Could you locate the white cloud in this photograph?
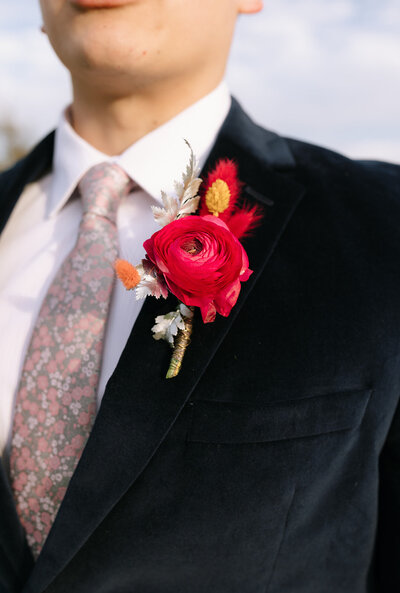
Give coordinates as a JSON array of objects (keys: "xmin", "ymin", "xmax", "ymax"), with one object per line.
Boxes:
[
  {"xmin": 228, "ymin": 0, "xmax": 400, "ymax": 163},
  {"xmin": 343, "ymin": 139, "xmax": 400, "ymax": 164},
  {"xmin": 379, "ymin": 2, "xmax": 400, "ymax": 29},
  {"xmin": 0, "ymin": 27, "xmax": 70, "ymax": 143}
]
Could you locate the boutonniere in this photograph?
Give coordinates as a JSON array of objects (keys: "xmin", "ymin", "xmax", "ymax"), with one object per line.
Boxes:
[{"xmin": 115, "ymin": 142, "xmax": 263, "ymax": 378}]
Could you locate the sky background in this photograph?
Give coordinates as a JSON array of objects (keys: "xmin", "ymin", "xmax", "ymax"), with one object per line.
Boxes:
[{"xmin": 0, "ymin": 0, "xmax": 399, "ymax": 163}]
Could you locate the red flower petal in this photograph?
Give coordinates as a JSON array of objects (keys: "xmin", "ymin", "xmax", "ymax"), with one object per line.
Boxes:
[{"xmin": 144, "ymin": 215, "xmax": 253, "ymax": 323}]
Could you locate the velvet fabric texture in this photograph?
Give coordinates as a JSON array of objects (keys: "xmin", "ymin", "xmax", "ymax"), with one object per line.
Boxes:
[{"xmin": 0, "ymin": 99, "xmax": 399, "ymax": 593}]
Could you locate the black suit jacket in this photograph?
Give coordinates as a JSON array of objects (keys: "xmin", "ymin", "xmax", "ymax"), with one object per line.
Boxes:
[{"xmin": 1, "ymin": 99, "xmax": 400, "ymax": 593}]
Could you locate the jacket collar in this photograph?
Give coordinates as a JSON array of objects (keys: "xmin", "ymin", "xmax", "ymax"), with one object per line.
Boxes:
[
  {"xmin": 2, "ymin": 99, "xmax": 305, "ymax": 593},
  {"xmin": 0, "ymin": 132, "xmax": 54, "ymax": 235}
]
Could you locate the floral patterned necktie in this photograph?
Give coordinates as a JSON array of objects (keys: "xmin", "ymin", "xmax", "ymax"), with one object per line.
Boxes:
[{"xmin": 9, "ymin": 162, "xmax": 132, "ymax": 559}]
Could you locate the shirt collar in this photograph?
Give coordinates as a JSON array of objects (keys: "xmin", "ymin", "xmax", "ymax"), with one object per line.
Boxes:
[{"xmin": 48, "ymin": 81, "xmax": 231, "ymax": 218}]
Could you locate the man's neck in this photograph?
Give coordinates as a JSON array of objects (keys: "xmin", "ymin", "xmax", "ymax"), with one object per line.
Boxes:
[{"xmin": 70, "ymin": 75, "xmax": 225, "ymax": 156}]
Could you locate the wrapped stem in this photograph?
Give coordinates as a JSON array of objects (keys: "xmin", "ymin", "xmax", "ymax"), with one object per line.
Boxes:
[{"xmin": 166, "ymin": 307, "xmax": 194, "ymax": 378}]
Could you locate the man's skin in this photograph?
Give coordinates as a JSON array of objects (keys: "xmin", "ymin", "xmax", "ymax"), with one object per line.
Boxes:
[{"xmin": 39, "ymin": 0, "xmax": 263, "ymax": 155}]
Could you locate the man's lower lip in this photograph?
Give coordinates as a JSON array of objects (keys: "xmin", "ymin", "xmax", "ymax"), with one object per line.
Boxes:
[{"xmin": 70, "ymin": 0, "xmax": 136, "ymax": 8}]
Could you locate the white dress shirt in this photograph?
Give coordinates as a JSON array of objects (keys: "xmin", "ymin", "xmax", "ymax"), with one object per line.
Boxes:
[{"xmin": 0, "ymin": 82, "xmax": 231, "ymax": 456}]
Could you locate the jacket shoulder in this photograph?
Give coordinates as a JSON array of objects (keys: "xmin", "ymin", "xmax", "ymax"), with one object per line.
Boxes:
[
  {"xmin": 285, "ymin": 136, "xmax": 400, "ymax": 202},
  {"xmin": 277, "ymin": 135, "xmax": 400, "ymax": 264},
  {"xmin": 0, "ymin": 132, "xmax": 55, "ymax": 196}
]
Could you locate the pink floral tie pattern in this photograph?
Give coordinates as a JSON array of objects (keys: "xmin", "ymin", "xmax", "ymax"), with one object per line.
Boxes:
[{"xmin": 9, "ymin": 163, "xmax": 132, "ymax": 559}]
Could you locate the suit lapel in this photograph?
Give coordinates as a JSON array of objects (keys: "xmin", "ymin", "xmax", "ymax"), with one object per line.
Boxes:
[{"xmin": 19, "ymin": 101, "xmax": 305, "ymax": 593}]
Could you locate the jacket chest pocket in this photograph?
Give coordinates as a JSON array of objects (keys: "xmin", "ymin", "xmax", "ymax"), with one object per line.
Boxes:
[{"xmin": 187, "ymin": 388, "xmax": 372, "ymax": 444}]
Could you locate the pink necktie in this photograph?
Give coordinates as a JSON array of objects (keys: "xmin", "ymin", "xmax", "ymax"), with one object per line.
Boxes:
[{"xmin": 9, "ymin": 162, "xmax": 132, "ymax": 559}]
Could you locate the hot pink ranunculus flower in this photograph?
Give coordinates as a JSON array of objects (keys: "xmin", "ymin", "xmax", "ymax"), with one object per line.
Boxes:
[{"xmin": 143, "ymin": 215, "xmax": 252, "ymax": 323}]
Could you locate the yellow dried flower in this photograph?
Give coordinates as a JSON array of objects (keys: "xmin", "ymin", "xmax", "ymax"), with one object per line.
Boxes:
[{"xmin": 205, "ymin": 179, "xmax": 231, "ymax": 217}]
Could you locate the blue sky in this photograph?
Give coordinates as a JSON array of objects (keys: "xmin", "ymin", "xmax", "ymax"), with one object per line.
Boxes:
[{"xmin": 0, "ymin": 0, "xmax": 399, "ymax": 162}]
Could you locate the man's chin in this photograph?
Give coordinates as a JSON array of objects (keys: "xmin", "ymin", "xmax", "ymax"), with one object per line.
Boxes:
[
  {"xmin": 62, "ymin": 21, "xmax": 148, "ymax": 80},
  {"xmin": 71, "ymin": 54, "xmax": 154, "ymax": 97}
]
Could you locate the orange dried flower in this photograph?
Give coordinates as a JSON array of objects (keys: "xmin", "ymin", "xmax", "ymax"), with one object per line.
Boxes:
[{"xmin": 115, "ymin": 259, "xmax": 141, "ymax": 290}]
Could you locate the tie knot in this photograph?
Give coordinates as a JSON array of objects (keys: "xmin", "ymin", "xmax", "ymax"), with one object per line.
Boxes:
[{"xmin": 78, "ymin": 162, "xmax": 132, "ymax": 224}]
